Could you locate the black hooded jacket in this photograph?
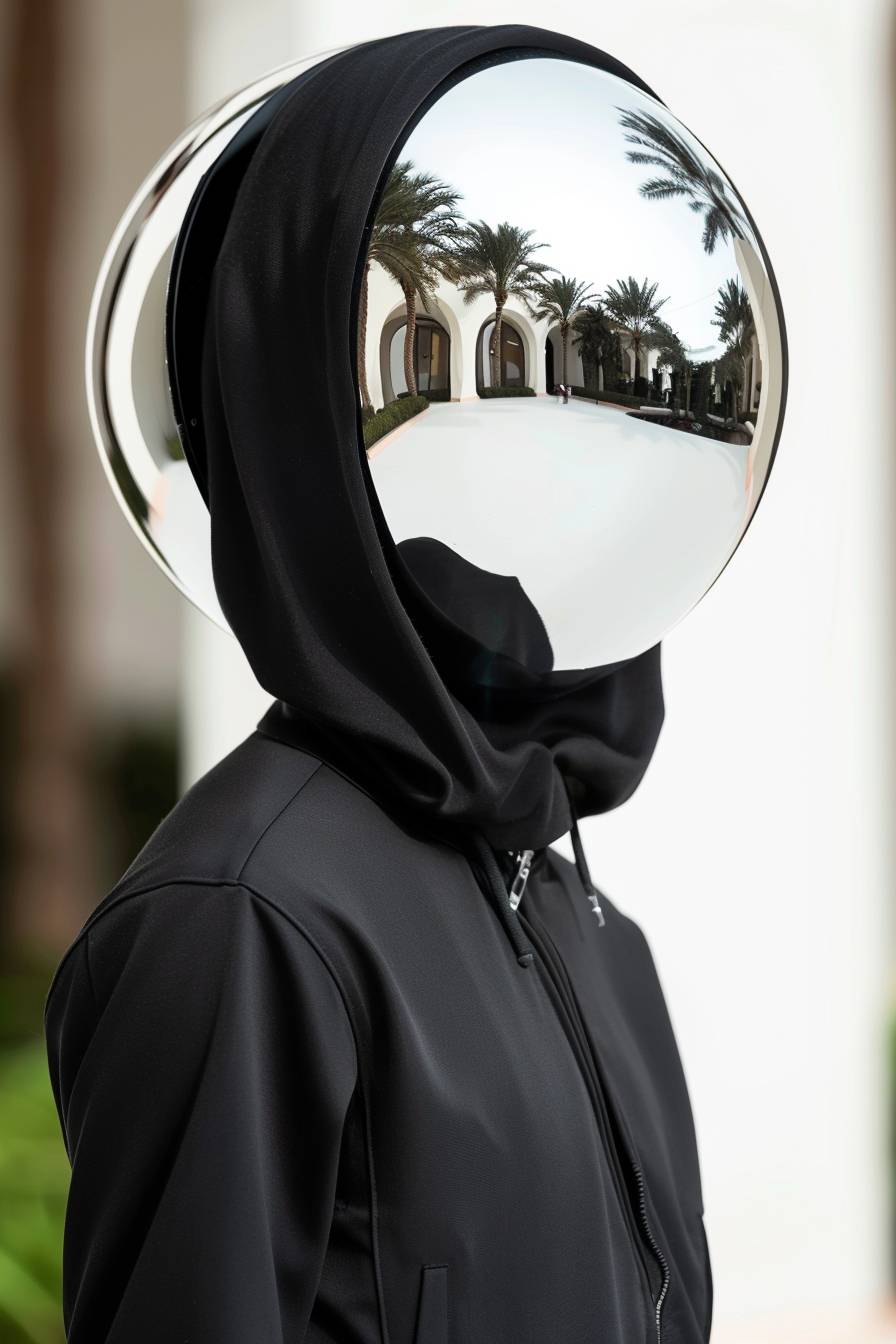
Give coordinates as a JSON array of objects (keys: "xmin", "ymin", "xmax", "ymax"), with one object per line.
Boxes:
[{"xmin": 45, "ymin": 26, "xmax": 712, "ymax": 1344}]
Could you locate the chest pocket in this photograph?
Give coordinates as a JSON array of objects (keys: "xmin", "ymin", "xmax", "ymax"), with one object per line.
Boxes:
[{"xmin": 414, "ymin": 1264, "xmax": 448, "ymax": 1344}]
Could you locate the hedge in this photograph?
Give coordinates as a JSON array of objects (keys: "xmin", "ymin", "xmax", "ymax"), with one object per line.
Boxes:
[
  {"xmin": 396, "ymin": 387, "xmax": 451, "ymax": 403},
  {"xmin": 569, "ymin": 386, "xmax": 663, "ymax": 409},
  {"xmin": 478, "ymin": 385, "xmax": 536, "ymax": 399},
  {"xmin": 363, "ymin": 395, "xmax": 428, "ymax": 449}
]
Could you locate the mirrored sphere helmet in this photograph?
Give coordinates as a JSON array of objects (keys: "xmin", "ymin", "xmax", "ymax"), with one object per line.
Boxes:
[{"xmin": 87, "ymin": 34, "xmax": 785, "ymax": 671}]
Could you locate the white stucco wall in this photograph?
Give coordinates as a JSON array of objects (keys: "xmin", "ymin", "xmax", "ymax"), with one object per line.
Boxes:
[{"xmin": 365, "ymin": 264, "xmax": 556, "ymax": 403}]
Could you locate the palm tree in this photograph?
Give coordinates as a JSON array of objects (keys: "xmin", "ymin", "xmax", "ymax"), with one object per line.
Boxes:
[
  {"xmin": 603, "ymin": 276, "xmax": 668, "ymax": 388},
  {"xmin": 712, "ymin": 278, "xmax": 755, "ymax": 412},
  {"xmin": 359, "ymin": 161, "xmax": 463, "ymax": 409},
  {"xmin": 649, "ymin": 318, "xmax": 694, "ymax": 409},
  {"xmin": 617, "ymin": 108, "xmax": 747, "ymax": 255},
  {"xmin": 572, "ymin": 303, "xmax": 621, "ymax": 393},
  {"xmin": 530, "ymin": 275, "xmax": 595, "ymax": 387},
  {"xmin": 714, "ymin": 348, "xmax": 747, "ymax": 419},
  {"xmin": 393, "ymin": 169, "xmax": 464, "ymax": 397},
  {"xmin": 451, "ymin": 221, "xmax": 550, "ymax": 388}
]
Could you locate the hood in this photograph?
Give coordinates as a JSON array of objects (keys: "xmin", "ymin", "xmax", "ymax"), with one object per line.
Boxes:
[{"xmin": 193, "ymin": 25, "xmax": 665, "ymax": 853}]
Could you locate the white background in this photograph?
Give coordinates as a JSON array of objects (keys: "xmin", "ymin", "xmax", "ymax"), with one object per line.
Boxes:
[{"xmin": 183, "ymin": 1, "xmax": 896, "ymax": 1336}]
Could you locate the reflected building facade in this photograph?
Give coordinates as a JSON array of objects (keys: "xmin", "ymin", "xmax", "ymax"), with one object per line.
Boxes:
[{"xmin": 364, "ymin": 259, "xmax": 764, "ymax": 416}]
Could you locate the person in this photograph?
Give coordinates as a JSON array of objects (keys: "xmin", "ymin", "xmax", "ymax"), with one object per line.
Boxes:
[{"xmin": 44, "ymin": 26, "xmax": 714, "ymax": 1344}]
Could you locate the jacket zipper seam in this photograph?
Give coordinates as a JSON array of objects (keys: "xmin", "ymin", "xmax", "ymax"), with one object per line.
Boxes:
[
  {"xmin": 477, "ymin": 848, "xmax": 671, "ymax": 1344},
  {"xmin": 517, "ymin": 904, "xmax": 662, "ymax": 1333}
]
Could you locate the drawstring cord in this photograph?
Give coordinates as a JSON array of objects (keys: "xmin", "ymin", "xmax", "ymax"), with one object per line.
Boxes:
[{"xmin": 566, "ymin": 788, "xmax": 606, "ymax": 927}]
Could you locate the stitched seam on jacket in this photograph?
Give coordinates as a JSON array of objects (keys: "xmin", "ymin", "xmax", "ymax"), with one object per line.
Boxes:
[
  {"xmin": 42, "ymin": 755, "xmax": 324, "ymax": 1017},
  {"xmin": 43, "ymin": 875, "xmax": 390, "ymax": 1344},
  {"xmin": 236, "ymin": 760, "xmax": 323, "ymax": 879}
]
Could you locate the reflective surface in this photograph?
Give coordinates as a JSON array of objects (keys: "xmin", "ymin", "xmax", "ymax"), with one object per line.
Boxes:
[
  {"xmin": 363, "ymin": 56, "xmax": 784, "ymax": 669},
  {"xmin": 88, "ymin": 46, "xmax": 784, "ymax": 669},
  {"xmin": 85, "ymin": 47, "xmax": 345, "ymax": 628}
]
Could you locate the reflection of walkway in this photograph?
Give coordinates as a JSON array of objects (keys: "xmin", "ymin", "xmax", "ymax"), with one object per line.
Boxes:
[{"xmin": 368, "ymin": 397, "xmax": 750, "ymax": 667}]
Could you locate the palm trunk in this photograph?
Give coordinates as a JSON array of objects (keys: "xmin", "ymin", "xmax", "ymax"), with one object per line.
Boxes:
[
  {"xmin": 7, "ymin": 0, "xmax": 93, "ymax": 960},
  {"xmin": 402, "ymin": 281, "xmax": 417, "ymax": 397},
  {"xmin": 491, "ymin": 302, "xmax": 504, "ymax": 389},
  {"xmin": 357, "ymin": 260, "xmax": 373, "ymax": 411},
  {"xmin": 741, "ymin": 355, "xmax": 749, "ymax": 413},
  {"xmin": 561, "ymin": 322, "xmax": 569, "ymax": 386}
]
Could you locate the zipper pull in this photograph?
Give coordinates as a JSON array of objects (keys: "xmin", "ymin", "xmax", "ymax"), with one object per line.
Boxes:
[{"xmin": 508, "ymin": 849, "xmax": 535, "ymax": 911}]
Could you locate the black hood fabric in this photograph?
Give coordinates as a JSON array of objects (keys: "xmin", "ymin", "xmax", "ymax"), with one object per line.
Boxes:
[
  {"xmin": 196, "ymin": 24, "xmax": 665, "ymax": 853},
  {"xmin": 45, "ymin": 27, "xmax": 713, "ymax": 1344}
]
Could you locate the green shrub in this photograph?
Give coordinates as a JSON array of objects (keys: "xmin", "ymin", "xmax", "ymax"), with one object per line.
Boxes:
[
  {"xmin": 363, "ymin": 395, "xmax": 428, "ymax": 449},
  {"xmin": 395, "ymin": 388, "xmax": 450, "ymax": 403},
  {"xmin": 478, "ymin": 386, "xmax": 535, "ymax": 399},
  {"xmin": 569, "ymin": 386, "xmax": 660, "ymax": 409},
  {"xmin": 0, "ymin": 1039, "xmax": 69, "ymax": 1344}
]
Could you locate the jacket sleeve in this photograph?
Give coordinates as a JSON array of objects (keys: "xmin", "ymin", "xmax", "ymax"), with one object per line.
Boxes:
[{"xmin": 44, "ymin": 881, "xmax": 358, "ymax": 1343}]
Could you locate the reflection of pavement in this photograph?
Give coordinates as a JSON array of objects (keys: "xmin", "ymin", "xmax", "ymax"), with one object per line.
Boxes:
[
  {"xmin": 369, "ymin": 397, "xmax": 749, "ymax": 667},
  {"xmin": 149, "ymin": 458, "xmax": 227, "ymax": 627}
]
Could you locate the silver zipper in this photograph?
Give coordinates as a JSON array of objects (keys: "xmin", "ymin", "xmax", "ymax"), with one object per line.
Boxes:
[
  {"xmin": 508, "ymin": 849, "xmax": 535, "ymax": 910},
  {"xmin": 633, "ymin": 1163, "xmax": 671, "ymax": 1344},
  {"xmin": 503, "ymin": 848, "xmax": 670, "ymax": 1341}
]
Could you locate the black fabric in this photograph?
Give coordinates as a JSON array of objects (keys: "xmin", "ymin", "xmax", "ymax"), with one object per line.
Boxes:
[
  {"xmin": 197, "ymin": 24, "xmax": 665, "ymax": 852},
  {"xmin": 46, "ymin": 733, "xmax": 712, "ymax": 1343}
]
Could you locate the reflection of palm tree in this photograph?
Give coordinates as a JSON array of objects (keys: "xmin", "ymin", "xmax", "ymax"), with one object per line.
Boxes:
[
  {"xmin": 713, "ymin": 278, "xmax": 755, "ymax": 412},
  {"xmin": 618, "ymin": 108, "xmax": 747, "ymax": 255},
  {"xmin": 451, "ymin": 222, "xmax": 550, "ymax": 387},
  {"xmin": 649, "ymin": 318, "xmax": 694, "ymax": 409},
  {"xmin": 530, "ymin": 275, "xmax": 595, "ymax": 386},
  {"xmin": 359, "ymin": 161, "xmax": 463, "ymax": 409},
  {"xmin": 572, "ymin": 303, "xmax": 621, "ymax": 392},
  {"xmin": 715, "ymin": 348, "xmax": 747, "ymax": 419},
  {"xmin": 603, "ymin": 276, "xmax": 667, "ymax": 386}
]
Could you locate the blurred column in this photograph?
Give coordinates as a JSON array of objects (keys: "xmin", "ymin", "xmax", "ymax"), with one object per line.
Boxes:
[{"xmin": 180, "ymin": 0, "xmax": 297, "ymax": 786}]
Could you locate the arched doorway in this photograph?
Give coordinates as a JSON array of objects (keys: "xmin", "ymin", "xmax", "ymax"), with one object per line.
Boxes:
[
  {"xmin": 477, "ymin": 317, "xmax": 527, "ymax": 391},
  {"xmin": 383, "ymin": 316, "xmax": 451, "ymax": 401},
  {"xmin": 545, "ymin": 336, "xmax": 555, "ymax": 392}
]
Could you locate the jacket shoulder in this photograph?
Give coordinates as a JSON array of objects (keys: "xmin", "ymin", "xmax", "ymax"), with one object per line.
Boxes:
[
  {"xmin": 43, "ymin": 731, "xmax": 329, "ymax": 1018},
  {"xmin": 111, "ymin": 729, "xmax": 323, "ymax": 898}
]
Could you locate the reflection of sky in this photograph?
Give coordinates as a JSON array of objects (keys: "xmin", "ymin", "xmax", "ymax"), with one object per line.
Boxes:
[{"xmin": 401, "ymin": 58, "xmax": 751, "ymax": 350}]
